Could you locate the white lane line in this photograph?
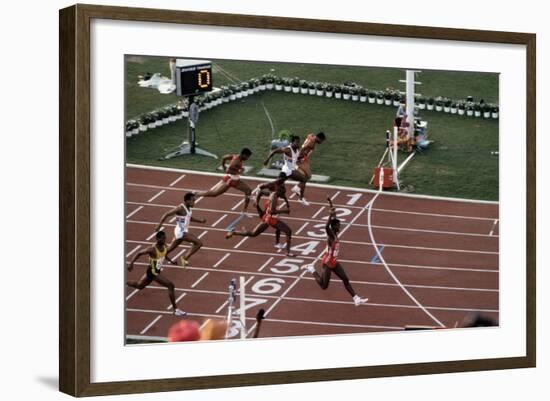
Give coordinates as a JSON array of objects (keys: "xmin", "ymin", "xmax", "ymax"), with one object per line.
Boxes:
[
  {"xmin": 367, "ymin": 193, "xmax": 446, "ymax": 328},
  {"xmin": 169, "ymin": 174, "xmax": 186, "ymax": 187},
  {"xmin": 147, "ymin": 190, "xmax": 166, "ymax": 203},
  {"xmin": 127, "ymin": 238, "xmax": 499, "ymax": 272},
  {"xmin": 127, "ymin": 308, "xmax": 403, "ymax": 331},
  {"xmin": 127, "ymin": 182, "xmax": 497, "ymax": 220},
  {"xmin": 126, "ymin": 245, "xmax": 141, "ymax": 258},
  {"xmin": 489, "ymin": 219, "xmax": 499, "ymax": 236},
  {"xmin": 213, "ymin": 252, "xmax": 231, "ymax": 268},
  {"xmin": 166, "ymin": 292, "xmax": 187, "ymax": 310},
  {"xmin": 125, "ymin": 289, "xmax": 139, "ymax": 301},
  {"xmin": 295, "ymin": 222, "xmax": 309, "ymax": 236},
  {"xmin": 330, "ymin": 191, "xmax": 341, "ymax": 201},
  {"xmin": 311, "ymin": 206, "xmax": 325, "ymax": 219},
  {"xmin": 128, "ymin": 201, "xmax": 499, "ymax": 238},
  {"xmin": 234, "ymin": 236, "xmax": 249, "ymax": 249},
  {"xmin": 191, "ymin": 272, "xmax": 209, "ymax": 288},
  {"xmin": 146, "ymin": 231, "xmax": 159, "ymax": 241},
  {"xmin": 198, "ymin": 230, "xmax": 209, "ymax": 239},
  {"xmin": 126, "ymin": 206, "xmax": 144, "ymax": 219},
  {"xmin": 215, "ymin": 301, "xmax": 229, "ymax": 314},
  {"xmin": 231, "ymin": 199, "xmax": 245, "ymax": 211},
  {"xmin": 211, "ymin": 214, "xmax": 227, "ymax": 227},
  {"xmin": 128, "ymin": 220, "xmax": 498, "ymax": 255},
  {"xmin": 129, "ymin": 287, "xmax": 498, "ymax": 312},
  {"xmin": 140, "ymin": 315, "xmax": 163, "ymax": 335},
  {"xmin": 258, "ymin": 257, "xmax": 274, "ymax": 272},
  {"xmin": 128, "ymin": 260, "xmax": 499, "ymax": 292}
]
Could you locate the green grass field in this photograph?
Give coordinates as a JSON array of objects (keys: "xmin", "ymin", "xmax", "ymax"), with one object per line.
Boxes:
[{"xmin": 126, "ymin": 56, "xmax": 499, "ymax": 201}]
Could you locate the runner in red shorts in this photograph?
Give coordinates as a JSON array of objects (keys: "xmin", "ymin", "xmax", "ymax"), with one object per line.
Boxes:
[
  {"xmin": 195, "ymin": 148, "xmax": 253, "ymax": 214},
  {"xmin": 226, "ymin": 188, "xmax": 295, "ymax": 257},
  {"xmin": 302, "ymin": 197, "xmax": 368, "ymax": 306}
]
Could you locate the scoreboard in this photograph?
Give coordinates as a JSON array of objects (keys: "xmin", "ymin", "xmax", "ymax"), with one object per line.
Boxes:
[{"xmin": 175, "ymin": 59, "xmax": 213, "ymax": 96}]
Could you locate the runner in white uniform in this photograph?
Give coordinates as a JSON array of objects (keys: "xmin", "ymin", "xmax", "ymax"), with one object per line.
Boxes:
[
  {"xmin": 263, "ymin": 135, "xmax": 308, "ymax": 204},
  {"xmin": 155, "ymin": 192, "xmax": 207, "ymax": 267}
]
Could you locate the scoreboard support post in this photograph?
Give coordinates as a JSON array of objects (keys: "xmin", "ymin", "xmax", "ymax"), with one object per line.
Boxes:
[{"xmin": 160, "ymin": 59, "xmax": 218, "ymax": 161}]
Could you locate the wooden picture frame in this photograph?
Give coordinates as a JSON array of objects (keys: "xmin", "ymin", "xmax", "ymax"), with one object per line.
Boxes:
[{"xmin": 59, "ymin": 3, "xmax": 536, "ymax": 397}]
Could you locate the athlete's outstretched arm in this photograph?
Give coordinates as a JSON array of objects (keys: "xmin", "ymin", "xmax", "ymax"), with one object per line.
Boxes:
[
  {"xmin": 128, "ymin": 246, "xmax": 154, "ymax": 271},
  {"xmin": 190, "ymin": 215, "xmax": 207, "ymax": 224},
  {"xmin": 155, "ymin": 206, "xmax": 180, "ymax": 231},
  {"xmin": 263, "ymin": 148, "xmax": 285, "ymax": 166}
]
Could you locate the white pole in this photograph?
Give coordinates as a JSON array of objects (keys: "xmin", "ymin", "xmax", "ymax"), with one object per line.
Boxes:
[
  {"xmin": 393, "ymin": 126, "xmax": 399, "ymax": 189},
  {"xmin": 406, "ymin": 70, "xmax": 415, "ymax": 139},
  {"xmin": 239, "ymin": 276, "xmax": 246, "ymax": 339}
]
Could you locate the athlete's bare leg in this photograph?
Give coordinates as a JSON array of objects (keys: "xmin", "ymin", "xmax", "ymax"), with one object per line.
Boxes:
[
  {"xmin": 153, "ymin": 274, "xmax": 178, "ymax": 310},
  {"xmin": 179, "ymin": 232, "xmax": 203, "ymax": 263},
  {"xmin": 227, "ymin": 222, "xmax": 269, "ymax": 239},
  {"xmin": 195, "ymin": 181, "xmax": 230, "ymax": 198},
  {"xmin": 234, "ymin": 180, "xmax": 252, "ymax": 213},
  {"xmin": 126, "ymin": 273, "xmax": 153, "ymax": 290},
  {"xmin": 312, "ymin": 265, "xmax": 332, "ymax": 290},
  {"xmin": 165, "ymin": 237, "xmax": 184, "ymax": 264},
  {"xmin": 331, "ymin": 263, "xmax": 357, "ymax": 297},
  {"xmin": 273, "ymin": 220, "xmax": 295, "ymax": 257}
]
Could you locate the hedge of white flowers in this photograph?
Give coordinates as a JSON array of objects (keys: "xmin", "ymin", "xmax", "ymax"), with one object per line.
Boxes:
[{"xmin": 126, "ymin": 74, "xmax": 499, "ymax": 137}]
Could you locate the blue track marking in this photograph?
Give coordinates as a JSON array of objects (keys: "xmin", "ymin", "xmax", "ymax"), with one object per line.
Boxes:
[
  {"xmin": 225, "ymin": 214, "xmax": 246, "ymax": 231},
  {"xmin": 370, "ymin": 245, "xmax": 385, "ymax": 264}
]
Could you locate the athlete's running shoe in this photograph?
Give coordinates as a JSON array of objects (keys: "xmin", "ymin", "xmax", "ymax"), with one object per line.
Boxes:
[
  {"xmin": 353, "ymin": 295, "xmax": 368, "ymax": 306},
  {"xmin": 298, "ymin": 197, "xmax": 310, "ymax": 206},
  {"xmin": 179, "ymin": 257, "xmax": 189, "ymax": 268},
  {"xmin": 274, "ymin": 243, "xmax": 286, "ymax": 249},
  {"xmin": 225, "ymin": 229, "xmax": 235, "ymax": 239},
  {"xmin": 174, "ymin": 308, "xmax": 187, "ymax": 317},
  {"xmin": 291, "ymin": 185, "xmax": 301, "ymax": 195}
]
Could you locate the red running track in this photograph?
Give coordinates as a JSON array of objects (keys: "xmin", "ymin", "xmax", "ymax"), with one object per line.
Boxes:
[{"xmin": 124, "ymin": 165, "xmax": 499, "ymax": 342}]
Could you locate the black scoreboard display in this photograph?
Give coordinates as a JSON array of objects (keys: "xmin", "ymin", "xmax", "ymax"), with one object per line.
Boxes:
[{"xmin": 175, "ymin": 59, "xmax": 213, "ymax": 96}]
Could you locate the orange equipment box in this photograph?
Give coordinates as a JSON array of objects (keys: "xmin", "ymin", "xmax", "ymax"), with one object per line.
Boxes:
[{"xmin": 373, "ymin": 167, "xmax": 394, "ymax": 189}]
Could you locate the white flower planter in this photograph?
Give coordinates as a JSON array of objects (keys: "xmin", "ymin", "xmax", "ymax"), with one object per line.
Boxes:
[
  {"xmin": 266, "ymin": 83, "xmax": 274, "ymax": 90},
  {"xmin": 292, "ymin": 87, "xmax": 300, "ymax": 93},
  {"xmin": 393, "ymin": 100, "xmax": 400, "ymax": 107},
  {"xmin": 235, "ymin": 92, "xmax": 242, "ymax": 99},
  {"xmin": 352, "ymin": 95, "xmax": 359, "ymax": 101},
  {"xmin": 169, "ymin": 116, "xmax": 176, "ymax": 122},
  {"xmin": 343, "ymin": 94, "xmax": 351, "ymax": 100},
  {"xmin": 126, "ymin": 131, "xmax": 133, "ymax": 138},
  {"xmin": 368, "ymin": 97, "xmax": 376, "ymax": 104},
  {"xmin": 259, "ymin": 84, "xmax": 266, "ymax": 91},
  {"xmin": 181, "ymin": 111, "xmax": 189, "ymax": 117},
  {"xmin": 466, "ymin": 110, "xmax": 474, "ymax": 116},
  {"xmin": 325, "ymin": 91, "xmax": 333, "ymax": 98},
  {"xmin": 132, "ymin": 128, "xmax": 139, "ymax": 135},
  {"xmin": 242, "ymin": 91, "xmax": 249, "ymax": 97},
  {"xmin": 175, "ymin": 113, "xmax": 183, "ymax": 120},
  {"xmin": 308, "ymin": 88, "xmax": 316, "ymax": 95},
  {"xmin": 418, "ymin": 103, "xmax": 426, "ymax": 109},
  {"xmin": 360, "ymin": 96, "xmax": 367, "ymax": 102},
  {"xmin": 222, "ymin": 97, "xmax": 230, "ymax": 103},
  {"xmin": 443, "ymin": 107, "xmax": 451, "ymax": 113},
  {"xmin": 247, "ymin": 89, "xmax": 254, "ymax": 95},
  {"xmin": 492, "ymin": 112, "xmax": 499, "ymax": 119},
  {"xmin": 435, "ymin": 105, "xmax": 443, "ymax": 112},
  {"xmin": 376, "ymin": 98, "xmax": 384, "ymax": 105},
  {"xmin": 162, "ymin": 117, "xmax": 170, "ymax": 124},
  {"xmin": 300, "ymin": 88, "xmax": 308, "ymax": 94},
  {"xmin": 316, "ymin": 90, "xmax": 324, "ymax": 96},
  {"xmin": 335, "ymin": 92, "xmax": 342, "ymax": 99},
  {"xmin": 284, "ymin": 85, "xmax": 292, "ymax": 92},
  {"xmin": 483, "ymin": 112, "xmax": 491, "ymax": 118},
  {"xmin": 384, "ymin": 99, "xmax": 392, "ymax": 106},
  {"xmin": 230, "ymin": 94, "xmax": 236, "ymax": 101},
  {"xmin": 275, "ymin": 84, "xmax": 283, "ymax": 91},
  {"xmin": 474, "ymin": 111, "xmax": 481, "ymax": 117},
  {"xmin": 458, "ymin": 109, "xmax": 465, "ymax": 115},
  {"xmin": 139, "ymin": 125, "xmax": 148, "ymax": 132},
  {"xmin": 450, "ymin": 108, "xmax": 457, "ymax": 114},
  {"xmin": 148, "ymin": 122, "xmax": 156, "ymax": 129},
  {"xmin": 427, "ymin": 104, "xmax": 434, "ymax": 110}
]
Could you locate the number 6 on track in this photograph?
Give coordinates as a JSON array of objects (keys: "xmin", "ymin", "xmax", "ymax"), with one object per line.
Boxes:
[{"xmin": 251, "ymin": 278, "xmax": 285, "ymax": 294}]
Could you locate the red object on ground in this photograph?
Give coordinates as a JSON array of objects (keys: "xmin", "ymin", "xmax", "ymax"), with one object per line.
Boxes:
[
  {"xmin": 373, "ymin": 167, "xmax": 394, "ymax": 189},
  {"xmin": 167, "ymin": 320, "xmax": 201, "ymax": 342}
]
